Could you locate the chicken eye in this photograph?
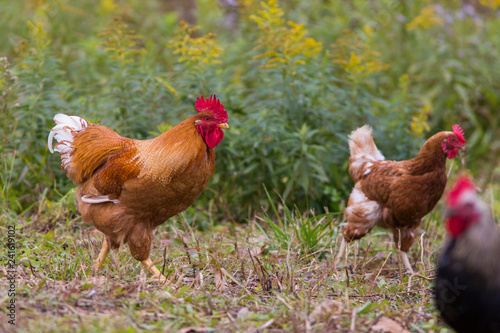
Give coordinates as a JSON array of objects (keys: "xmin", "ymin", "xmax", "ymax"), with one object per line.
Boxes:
[{"xmin": 204, "ymin": 117, "xmax": 210, "ymax": 121}]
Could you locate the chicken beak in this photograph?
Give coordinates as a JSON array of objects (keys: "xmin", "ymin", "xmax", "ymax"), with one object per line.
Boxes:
[
  {"xmin": 459, "ymin": 145, "xmax": 466, "ymax": 152},
  {"xmin": 218, "ymin": 123, "xmax": 229, "ymax": 129},
  {"xmin": 445, "ymin": 208, "xmax": 456, "ymax": 218}
]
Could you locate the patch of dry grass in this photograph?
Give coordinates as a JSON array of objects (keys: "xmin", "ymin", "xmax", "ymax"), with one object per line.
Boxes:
[{"xmin": 0, "ymin": 207, "xmax": 455, "ymax": 333}]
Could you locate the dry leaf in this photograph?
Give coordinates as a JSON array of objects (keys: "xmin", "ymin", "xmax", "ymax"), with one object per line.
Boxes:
[
  {"xmin": 371, "ymin": 317, "xmax": 411, "ymax": 333},
  {"xmin": 214, "ymin": 268, "xmax": 228, "ymax": 291},
  {"xmin": 237, "ymin": 307, "xmax": 250, "ymax": 320},
  {"xmin": 309, "ymin": 300, "xmax": 343, "ymax": 324}
]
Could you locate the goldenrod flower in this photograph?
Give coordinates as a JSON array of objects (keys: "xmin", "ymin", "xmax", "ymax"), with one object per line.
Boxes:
[
  {"xmin": 239, "ymin": 0, "xmax": 261, "ymax": 18},
  {"xmin": 479, "ymin": 0, "xmax": 500, "ymax": 9},
  {"xmin": 410, "ymin": 104, "xmax": 431, "ymax": 138},
  {"xmin": 331, "ymin": 29, "xmax": 389, "ymax": 84},
  {"xmin": 98, "ymin": 17, "xmax": 146, "ymax": 70},
  {"xmin": 168, "ymin": 22, "xmax": 223, "ymax": 72},
  {"xmin": 406, "ymin": 5, "xmax": 444, "ymax": 31},
  {"xmin": 17, "ymin": 21, "xmax": 51, "ymax": 69},
  {"xmin": 27, "ymin": 21, "xmax": 50, "ymax": 50},
  {"xmin": 99, "ymin": 0, "xmax": 117, "ymax": 15},
  {"xmin": 251, "ymin": 0, "xmax": 322, "ymax": 71}
]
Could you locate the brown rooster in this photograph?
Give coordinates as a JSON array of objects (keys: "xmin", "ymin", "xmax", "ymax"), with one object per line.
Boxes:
[
  {"xmin": 337, "ymin": 125, "xmax": 466, "ymax": 273},
  {"xmin": 48, "ymin": 95, "xmax": 229, "ymax": 281}
]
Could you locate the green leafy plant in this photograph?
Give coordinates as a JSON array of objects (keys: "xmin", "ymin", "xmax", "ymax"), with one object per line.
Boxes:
[
  {"xmin": 0, "ymin": 0, "xmax": 497, "ymax": 219},
  {"xmin": 258, "ymin": 187, "xmax": 338, "ymax": 258}
]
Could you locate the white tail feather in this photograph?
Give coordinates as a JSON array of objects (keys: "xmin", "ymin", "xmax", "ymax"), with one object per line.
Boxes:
[
  {"xmin": 48, "ymin": 114, "xmax": 89, "ymax": 172},
  {"xmin": 348, "ymin": 125, "xmax": 385, "ymax": 178},
  {"xmin": 81, "ymin": 195, "xmax": 119, "ymax": 204}
]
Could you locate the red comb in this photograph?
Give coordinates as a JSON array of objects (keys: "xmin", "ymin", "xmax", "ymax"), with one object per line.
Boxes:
[
  {"xmin": 447, "ymin": 176, "xmax": 475, "ymax": 206},
  {"xmin": 195, "ymin": 95, "xmax": 228, "ymax": 123},
  {"xmin": 452, "ymin": 124, "xmax": 465, "ymax": 144}
]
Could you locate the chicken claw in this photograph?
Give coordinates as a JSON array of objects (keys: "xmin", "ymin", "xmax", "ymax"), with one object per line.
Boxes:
[
  {"xmin": 399, "ymin": 251, "xmax": 414, "ymax": 275},
  {"xmin": 91, "ymin": 238, "xmax": 110, "ymax": 275},
  {"xmin": 142, "ymin": 258, "xmax": 169, "ymax": 283}
]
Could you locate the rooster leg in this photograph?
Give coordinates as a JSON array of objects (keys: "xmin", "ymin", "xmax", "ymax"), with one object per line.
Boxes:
[
  {"xmin": 141, "ymin": 258, "xmax": 169, "ymax": 283},
  {"xmin": 92, "ymin": 238, "xmax": 110, "ymax": 275},
  {"xmin": 399, "ymin": 251, "xmax": 414, "ymax": 275}
]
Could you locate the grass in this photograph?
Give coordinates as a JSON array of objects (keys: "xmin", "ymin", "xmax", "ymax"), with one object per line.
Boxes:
[
  {"xmin": 2, "ymin": 1, "xmax": 500, "ymax": 331},
  {"xmin": 1, "ymin": 197, "xmax": 463, "ymax": 333}
]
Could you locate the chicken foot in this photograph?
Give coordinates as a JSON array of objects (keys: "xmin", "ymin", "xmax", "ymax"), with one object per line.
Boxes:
[
  {"xmin": 91, "ymin": 238, "xmax": 110, "ymax": 275},
  {"xmin": 399, "ymin": 251, "xmax": 414, "ymax": 275},
  {"xmin": 142, "ymin": 258, "xmax": 169, "ymax": 283},
  {"xmin": 336, "ymin": 238, "xmax": 414, "ymax": 275}
]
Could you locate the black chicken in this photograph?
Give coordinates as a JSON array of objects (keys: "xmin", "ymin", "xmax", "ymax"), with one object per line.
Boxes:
[{"xmin": 435, "ymin": 176, "xmax": 500, "ymax": 333}]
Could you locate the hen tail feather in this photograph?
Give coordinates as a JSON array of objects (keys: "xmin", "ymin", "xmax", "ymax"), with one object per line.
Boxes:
[
  {"xmin": 348, "ymin": 125, "xmax": 385, "ymax": 182},
  {"xmin": 48, "ymin": 114, "xmax": 90, "ymax": 173}
]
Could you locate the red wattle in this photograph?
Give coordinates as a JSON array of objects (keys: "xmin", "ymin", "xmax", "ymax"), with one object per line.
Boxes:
[
  {"xmin": 197, "ymin": 125, "xmax": 224, "ymax": 149},
  {"xmin": 446, "ymin": 149, "xmax": 458, "ymax": 159},
  {"xmin": 447, "ymin": 216, "xmax": 467, "ymax": 238}
]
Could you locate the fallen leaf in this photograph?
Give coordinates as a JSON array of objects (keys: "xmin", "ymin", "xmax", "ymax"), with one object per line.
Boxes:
[
  {"xmin": 371, "ymin": 317, "xmax": 410, "ymax": 333},
  {"xmin": 214, "ymin": 268, "xmax": 228, "ymax": 291},
  {"xmin": 309, "ymin": 300, "xmax": 343, "ymax": 324},
  {"xmin": 237, "ymin": 307, "xmax": 250, "ymax": 320}
]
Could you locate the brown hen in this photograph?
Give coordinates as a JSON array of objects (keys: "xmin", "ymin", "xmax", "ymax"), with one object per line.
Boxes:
[{"xmin": 337, "ymin": 124, "xmax": 465, "ymax": 273}]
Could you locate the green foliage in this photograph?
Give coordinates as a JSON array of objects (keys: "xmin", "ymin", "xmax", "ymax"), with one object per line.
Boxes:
[
  {"xmin": 258, "ymin": 187, "xmax": 337, "ymax": 257},
  {"xmin": 0, "ymin": 57, "xmax": 19, "ymax": 213},
  {"xmin": 0, "ymin": 0, "xmax": 498, "ymax": 219},
  {"xmin": 2, "ymin": 21, "xmax": 69, "ymax": 212},
  {"xmin": 334, "ymin": 1, "xmax": 500, "ymax": 182},
  {"xmin": 96, "ymin": 17, "xmax": 171, "ymax": 137}
]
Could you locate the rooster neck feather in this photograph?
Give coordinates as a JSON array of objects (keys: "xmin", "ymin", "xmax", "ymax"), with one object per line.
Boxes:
[{"xmin": 136, "ymin": 116, "xmax": 213, "ymax": 182}]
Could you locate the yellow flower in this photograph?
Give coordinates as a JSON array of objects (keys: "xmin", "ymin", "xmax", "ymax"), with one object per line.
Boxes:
[
  {"xmin": 406, "ymin": 5, "xmax": 444, "ymax": 31},
  {"xmin": 17, "ymin": 21, "xmax": 53, "ymax": 72},
  {"xmin": 479, "ymin": 0, "xmax": 500, "ymax": 9},
  {"xmin": 250, "ymin": 0, "xmax": 285, "ymax": 28},
  {"xmin": 27, "ymin": 20, "xmax": 50, "ymax": 50},
  {"xmin": 28, "ymin": 0, "xmax": 86, "ymax": 24},
  {"xmin": 168, "ymin": 22, "xmax": 223, "ymax": 72},
  {"xmin": 239, "ymin": 0, "xmax": 261, "ymax": 18},
  {"xmin": 99, "ymin": 0, "xmax": 117, "ymax": 15},
  {"xmin": 331, "ymin": 30, "xmax": 389, "ymax": 84},
  {"xmin": 98, "ymin": 17, "xmax": 146, "ymax": 69},
  {"xmin": 410, "ymin": 104, "xmax": 431, "ymax": 138},
  {"xmin": 363, "ymin": 25, "xmax": 373, "ymax": 37},
  {"xmin": 250, "ymin": 0, "xmax": 322, "ymax": 71}
]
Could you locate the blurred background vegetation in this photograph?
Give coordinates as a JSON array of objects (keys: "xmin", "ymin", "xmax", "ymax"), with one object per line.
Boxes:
[{"xmin": 1, "ymin": 0, "xmax": 499, "ymax": 223}]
